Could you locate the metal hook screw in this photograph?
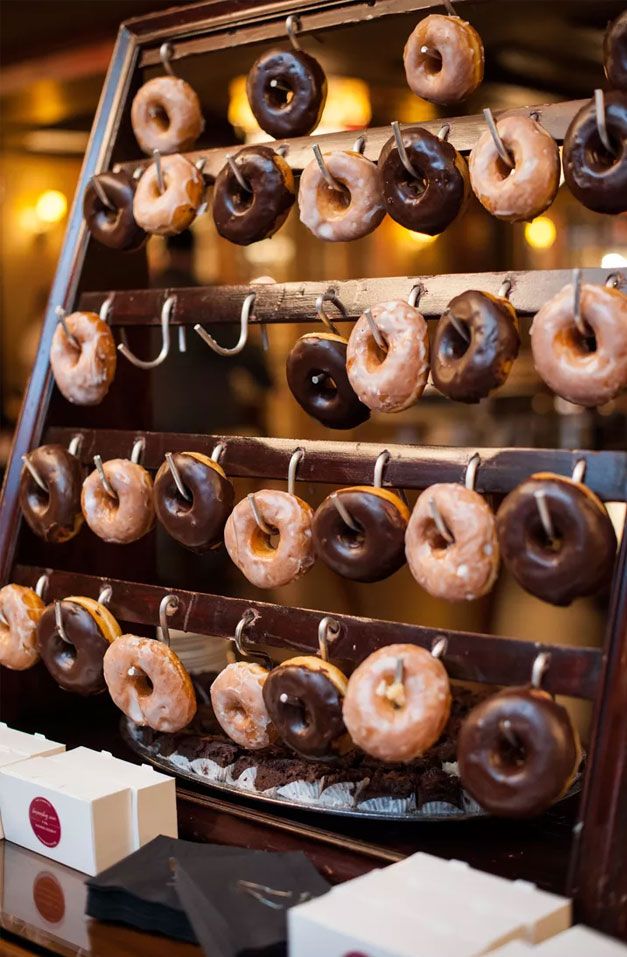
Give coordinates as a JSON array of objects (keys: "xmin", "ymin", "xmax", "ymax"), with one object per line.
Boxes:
[
  {"xmin": 352, "ymin": 134, "xmax": 366, "ymax": 154},
  {"xmin": 55, "ymin": 306, "xmax": 80, "ymax": 349},
  {"xmin": 533, "ymin": 488, "xmax": 556, "ymax": 544},
  {"xmin": 594, "ymin": 89, "xmax": 614, "ymax": 155},
  {"xmin": 318, "ymin": 616, "xmax": 340, "ymax": 661},
  {"xmin": 94, "ymin": 455, "xmax": 118, "ymax": 500},
  {"xmin": 21, "ymin": 455, "xmax": 47, "ymax": 492},
  {"xmin": 234, "ymin": 609, "xmax": 256, "ymax": 657},
  {"xmin": 363, "ymin": 307, "xmax": 387, "ymax": 352},
  {"xmin": 35, "ymin": 575, "xmax": 49, "ymax": 600},
  {"xmin": 159, "ymin": 594, "xmax": 179, "ymax": 647},
  {"xmin": 498, "ymin": 278, "xmax": 512, "ymax": 299},
  {"xmin": 438, "ymin": 124, "xmax": 451, "ymax": 142},
  {"xmin": 531, "ymin": 650, "xmax": 550, "ymax": 689},
  {"xmin": 431, "ymin": 635, "xmax": 448, "ymax": 659},
  {"xmin": 130, "ymin": 438, "xmax": 145, "ymax": 465},
  {"xmin": 316, "ymin": 289, "xmax": 348, "ymax": 335},
  {"xmin": 373, "ymin": 450, "xmax": 390, "ymax": 488},
  {"xmin": 119, "ymin": 295, "xmax": 174, "ymax": 369},
  {"xmin": 429, "ymin": 497, "xmax": 454, "ymax": 544},
  {"xmin": 160, "ymin": 42, "xmax": 176, "ymax": 77},
  {"xmin": 483, "ymin": 108, "xmax": 514, "ymax": 169},
  {"xmin": 571, "ymin": 267, "xmax": 591, "ymax": 339},
  {"xmin": 287, "ymin": 448, "xmax": 304, "ymax": 497},
  {"xmin": 391, "ymin": 121, "xmax": 420, "ymax": 179},
  {"xmin": 99, "ymin": 296, "xmax": 113, "ymax": 323},
  {"xmin": 605, "ymin": 272, "xmax": 624, "ymax": 289},
  {"xmin": 408, "ymin": 283, "xmax": 425, "ymax": 309},
  {"xmin": 248, "ymin": 493, "xmax": 275, "ymax": 536},
  {"xmin": 312, "ymin": 143, "xmax": 342, "ymax": 191},
  {"xmin": 286, "ymin": 14, "xmax": 302, "ymax": 51},
  {"xmin": 571, "ymin": 458, "xmax": 586, "ymax": 484},
  {"xmin": 54, "ymin": 601, "xmax": 72, "ymax": 644},
  {"xmin": 98, "ymin": 585, "xmax": 112, "ymax": 606},
  {"xmin": 444, "ymin": 306, "xmax": 471, "ymax": 343},
  {"xmin": 165, "ymin": 452, "xmax": 192, "ymax": 502},
  {"xmin": 153, "ymin": 149, "xmax": 165, "ymax": 193},
  {"xmin": 331, "ymin": 491, "xmax": 361, "ymax": 533},
  {"xmin": 68, "ymin": 434, "xmax": 83, "ymax": 458},
  {"xmin": 91, "ymin": 176, "xmax": 115, "ymax": 211},
  {"xmin": 226, "ymin": 153, "xmax": 252, "ymax": 193},
  {"xmin": 212, "ymin": 443, "xmax": 225, "ymax": 463},
  {"xmin": 464, "ymin": 452, "xmax": 481, "ymax": 491},
  {"xmin": 195, "ymin": 292, "xmax": 255, "ymax": 356}
]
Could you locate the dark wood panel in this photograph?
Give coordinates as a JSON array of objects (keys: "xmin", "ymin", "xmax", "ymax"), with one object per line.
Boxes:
[{"xmin": 13, "ymin": 565, "xmax": 601, "ymax": 699}]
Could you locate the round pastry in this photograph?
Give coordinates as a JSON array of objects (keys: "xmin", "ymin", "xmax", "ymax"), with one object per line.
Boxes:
[
  {"xmin": 562, "ymin": 91, "xmax": 627, "ymax": 214},
  {"xmin": 0, "ymin": 584, "xmax": 44, "ymax": 670},
  {"xmin": 286, "ymin": 332, "xmax": 370, "ymax": 429},
  {"xmin": 530, "ymin": 281, "xmax": 627, "ymax": 407},
  {"xmin": 406, "ymin": 484, "xmax": 499, "ymax": 601},
  {"xmin": 153, "ymin": 452, "xmax": 234, "ymax": 552},
  {"xmin": 379, "ymin": 127, "xmax": 469, "ymax": 234},
  {"xmin": 224, "ymin": 489, "xmax": 315, "ymax": 589},
  {"xmin": 131, "ymin": 75, "xmax": 204, "ymax": 155},
  {"xmin": 83, "ymin": 171, "xmax": 146, "ymax": 251},
  {"xmin": 457, "ymin": 686, "xmax": 581, "ymax": 817},
  {"xmin": 212, "ymin": 145, "xmax": 295, "ymax": 245},
  {"xmin": 133, "ymin": 153, "xmax": 204, "ymax": 235},
  {"xmin": 262, "ymin": 656, "xmax": 348, "ymax": 758},
  {"xmin": 312, "ymin": 487, "xmax": 409, "ymax": 582},
  {"xmin": 104, "ymin": 633, "xmax": 197, "ymax": 733},
  {"xmin": 81, "ymin": 459, "xmax": 155, "ymax": 545},
  {"xmin": 298, "ymin": 150, "xmax": 385, "ymax": 242},
  {"xmin": 346, "ymin": 300, "xmax": 430, "ymax": 412},
  {"xmin": 496, "ymin": 473, "xmax": 617, "ymax": 606},
  {"xmin": 37, "ymin": 596, "xmax": 121, "ymax": 695},
  {"xmin": 343, "ymin": 643, "xmax": 451, "ymax": 763},
  {"xmin": 50, "ymin": 311, "xmax": 116, "ymax": 406},
  {"xmin": 403, "ymin": 14, "xmax": 484, "ymax": 105},
  {"xmin": 211, "ymin": 661, "xmax": 275, "ymax": 749},
  {"xmin": 604, "ymin": 11, "xmax": 627, "ymax": 90},
  {"xmin": 432, "ymin": 290, "xmax": 520, "ymax": 402},
  {"xmin": 468, "ymin": 115, "xmax": 561, "ymax": 222},
  {"xmin": 246, "ymin": 48, "xmax": 327, "ymax": 139},
  {"xmin": 19, "ymin": 444, "xmax": 84, "ymax": 543}
]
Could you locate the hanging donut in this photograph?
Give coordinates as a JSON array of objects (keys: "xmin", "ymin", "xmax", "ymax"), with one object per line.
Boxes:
[
  {"xmin": 212, "ymin": 146, "xmax": 295, "ymax": 245},
  {"xmin": 153, "ymin": 451, "xmax": 234, "ymax": 552},
  {"xmin": 298, "ymin": 149, "xmax": 386, "ymax": 242},
  {"xmin": 562, "ymin": 91, "xmax": 627, "ymax": 215},
  {"xmin": 286, "ymin": 332, "xmax": 370, "ymax": 430},
  {"xmin": 246, "ymin": 48, "xmax": 327, "ymax": 139},
  {"xmin": 604, "ymin": 11, "xmax": 627, "ymax": 91},
  {"xmin": 81, "ymin": 458, "xmax": 155, "ymax": 545},
  {"xmin": 131, "ymin": 75, "xmax": 204, "ymax": 155},
  {"xmin": 19, "ymin": 444, "xmax": 84, "ymax": 543},
  {"xmin": 211, "ymin": 661, "xmax": 276, "ymax": 749},
  {"xmin": 0, "ymin": 584, "xmax": 45, "ymax": 671},
  {"xmin": 133, "ymin": 154, "xmax": 205, "ymax": 235},
  {"xmin": 37, "ymin": 597, "xmax": 121, "ymax": 696},
  {"xmin": 403, "ymin": 14, "xmax": 484, "ymax": 105},
  {"xmin": 50, "ymin": 311, "xmax": 116, "ymax": 406},
  {"xmin": 83, "ymin": 172, "xmax": 146, "ymax": 251},
  {"xmin": 496, "ymin": 472, "xmax": 617, "ymax": 606}
]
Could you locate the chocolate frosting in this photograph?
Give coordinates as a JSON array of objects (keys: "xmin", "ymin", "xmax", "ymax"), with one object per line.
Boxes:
[
  {"xmin": 379, "ymin": 127, "xmax": 468, "ymax": 234},
  {"xmin": 19, "ymin": 444, "xmax": 83, "ymax": 543},
  {"xmin": 496, "ymin": 474, "xmax": 617, "ymax": 605},
  {"xmin": 286, "ymin": 334, "xmax": 370, "ymax": 429},
  {"xmin": 263, "ymin": 663, "xmax": 346, "ymax": 759},
  {"xmin": 432, "ymin": 291, "xmax": 520, "ymax": 402},
  {"xmin": 37, "ymin": 600, "xmax": 109, "ymax": 696},
  {"xmin": 153, "ymin": 454, "xmax": 234, "ymax": 552},
  {"xmin": 313, "ymin": 488, "xmax": 407, "ymax": 582},
  {"xmin": 83, "ymin": 171, "xmax": 146, "ymax": 251},
  {"xmin": 604, "ymin": 11, "xmax": 627, "ymax": 90},
  {"xmin": 457, "ymin": 687, "xmax": 578, "ymax": 817},
  {"xmin": 246, "ymin": 49, "xmax": 327, "ymax": 139},
  {"xmin": 212, "ymin": 145, "xmax": 295, "ymax": 246},
  {"xmin": 562, "ymin": 91, "xmax": 627, "ymax": 214}
]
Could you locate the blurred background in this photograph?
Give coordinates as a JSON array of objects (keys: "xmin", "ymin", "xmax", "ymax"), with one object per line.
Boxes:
[{"xmin": 1, "ymin": 1, "xmax": 626, "ymax": 735}]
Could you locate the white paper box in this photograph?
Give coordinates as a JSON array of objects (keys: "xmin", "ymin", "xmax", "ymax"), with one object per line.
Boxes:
[
  {"xmin": 535, "ymin": 925, "xmax": 627, "ymax": 956},
  {"xmin": 0, "ymin": 724, "xmax": 65, "ymax": 763},
  {"xmin": 49, "ymin": 748, "xmax": 177, "ymax": 848},
  {"xmin": 487, "ymin": 944, "xmax": 534, "ymax": 956},
  {"xmin": 0, "ymin": 756, "xmax": 133, "ymax": 875}
]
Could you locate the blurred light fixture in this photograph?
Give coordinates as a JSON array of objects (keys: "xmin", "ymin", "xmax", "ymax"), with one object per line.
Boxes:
[
  {"xmin": 601, "ymin": 252, "xmax": 627, "ymax": 268},
  {"xmin": 524, "ymin": 216, "xmax": 556, "ymax": 250},
  {"xmin": 389, "ymin": 219, "xmax": 438, "ymax": 249},
  {"xmin": 35, "ymin": 189, "xmax": 67, "ymax": 224}
]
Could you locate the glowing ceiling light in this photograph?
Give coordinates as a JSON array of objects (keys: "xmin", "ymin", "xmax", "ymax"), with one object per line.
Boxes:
[
  {"xmin": 524, "ymin": 216, "xmax": 556, "ymax": 250},
  {"xmin": 601, "ymin": 252, "xmax": 627, "ymax": 268},
  {"xmin": 35, "ymin": 189, "xmax": 67, "ymax": 224}
]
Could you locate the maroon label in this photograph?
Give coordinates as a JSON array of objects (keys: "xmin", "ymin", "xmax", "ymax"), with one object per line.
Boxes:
[
  {"xmin": 29, "ymin": 797, "xmax": 61, "ymax": 848},
  {"xmin": 33, "ymin": 872, "xmax": 65, "ymax": 924}
]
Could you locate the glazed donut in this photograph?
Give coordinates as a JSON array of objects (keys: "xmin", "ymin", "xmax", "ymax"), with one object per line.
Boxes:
[
  {"xmin": 468, "ymin": 115, "xmax": 560, "ymax": 222},
  {"xmin": 263, "ymin": 656, "xmax": 349, "ymax": 758},
  {"xmin": 298, "ymin": 150, "xmax": 385, "ymax": 242},
  {"xmin": 224, "ymin": 490, "xmax": 315, "ymax": 589},
  {"xmin": 104, "ymin": 633, "xmax": 196, "ymax": 733},
  {"xmin": 604, "ymin": 11, "xmax": 627, "ymax": 90},
  {"xmin": 432, "ymin": 290, "xmax": 520, "ymax": 402},
  {"xmin": 0, "ymin": 584, "xmax": 44, "ymax": 670},
  {"xmin": 406, "ymin": 484, "xmax": 499, "ymax": 601},
  {"xmin": 212, "ymin": 146, "xmax": 295, "ymax": 245},
  {"xmin": 246, "ymin": 49, "xmax": 327, "ymax": 139},
  {"xmin": 403, "ymin": 14, "xmax": 484, "ymax": 105},
  {"xmin": 81, "ymin": 459, "xmax": 155, "ymax": 545},
  {"xmin": 50, "ymin": 311, "xmax": 116, "ymax": 406},
  {"xmin": 37, "ymin": 596, "xmax": 121, "ymax": 695},
  {"xmin": 562, "ymin": 91, "xmax": 627, "ymax": 214},
  {"xmin": 343, "ymin": 644, "xmax": 451, "ymax": 763},
  {"xmin": 379, "ymin": 128, "xmax": 469, "ymax": 234},
  {"xmin": 313, "ymin": 487, "xmax": 409, "ymax": 582},
  {"xmin": 153, "ymin": 452, "xmax": 234, "ymax": 552},
  {"xmin": 133, "ymin": 154, "xmax": 204, "ymax": 235},
  {"xmin": 211, "ymin": 661, "xmax": 275, "ymax": 750},
  {"xmin": 346, "ymin": 300, "xmax": 429, "ymax": 412},
  {"xmin": 19, "ymin": 444, "xmax": 84, "ymax": 543},
  {"xmin": 131, "ymin": 76, "xmax": 204, "ymax": 155},
  {"xmin": 286, "ymin": 332, "xmax": 370, "ymax": 429},
  {"xmin": 457, "ymin": 687, "xmax": 581, "ymax": 817},
  {"xmin": 530, "ymin": 281, "xmax": 627, "ymax": 407},
  {"xmin": 83, "ymin": 172, "xmax": 146, "ymax": 251},
  {"xmin": 496, "ymin": 473, "xmax": 617, "ymax": 606}
]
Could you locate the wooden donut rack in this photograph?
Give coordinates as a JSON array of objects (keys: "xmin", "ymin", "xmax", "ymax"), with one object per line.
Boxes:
[{"xmin": 1, "ymin": 0, "xmax": 626, "ymax": 942}]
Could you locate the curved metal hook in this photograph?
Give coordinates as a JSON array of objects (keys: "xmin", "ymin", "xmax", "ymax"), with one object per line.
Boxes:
[
  {"xmin": 159, "ymin": 594, "xmax": 179, "ymax": 647},
  {"xmin": 118, "ymin": 296, "xmax": 174, "ymax": 369},
  {"xmin": 318, "ymin": 616, "xmax": 340, "ymax": 661},
  {"xmin": 315, "ymin": 289, "xmax": 348, "ymax": 335},
  {"xmin": 234, "ymin": 609, "xmax": 257, "ymax": 657},
  {"xmin": 194, "ymin": 293, "xmax": 255, "ymax": 357}
]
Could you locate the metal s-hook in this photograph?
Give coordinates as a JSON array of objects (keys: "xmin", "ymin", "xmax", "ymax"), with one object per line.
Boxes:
[
  {"xmin": 194, "ymin": 292, "xmax": 255, "ymax": 357},
  {"xmin": 130, "ymin": 438, "xmax": 145, "ymax": 465},
  {"xmin": 391, "ymin": 121, "xmax": 420, "ymax": 179},
  {"xmin": 21, "ymin": 455, "xmax": 47, "ymax": 492},
  {"xmin": 531, "ymin": 650, "xmax": 550, "ymax": 689},
  {"xmin": 35, "ymin": 575, "xmax": 49, "ymax": 600},
  {"xmin": 94, "ymin": 455, "xmax": 118, "ymax": 500},
  {"xmin": 226, "ymin": 153, "xmax": 252, "ymax": 193},
  {"xmin": 98, "ymin": 584, "xmax": 113, "ymax": 606},
  {"xmin": 286, "ymin": 14, "xmax": 302, "ymax": 51},
  {"xmin": 364, "ymin": 307, "xmax": 387, "ymax": 351},
  {"xmin": 99, "ymin": 296, "xmax": 113, "ymax": 323},
  {"xmin": 373, "ymin": 450, "xmax": 390, "ymax": 488},
  {"xmin": 160, "ymin": 42, "xmax": 177, "ymax": 77},
  {"xmin": 571, "ymin": 268, "xmax": 590, "ymax": 338},
  {"xmin": 316, "ymin": 288, "xmax": 348, "ymax": 335},
  {"xmin": 464, "ymin": 452, "xmax": 481, "ymax": 491},
  {"xmin": 166, "ymin": 452, "xmax": 192, "ymax": 502},
  {"xmin": 318, "ymin": 616, "xmax": 340, "ymax": 661},
  {"xmin": 287, "ymin": 448, "xmax": 304, "ymax": 497},
  {"xmin": 431, "ymin": 635, "xmax": 448, "ymax": 659},
  {"xmin": 55, "ymin": 306, "xmax": 80, "ymax": 349},
  {"xmin": 331, "ymin": 491, "xmax": 361, "ymax": 533},
  {"xmin": 233, "ymin": 608, "xmax": 257, "ymax": 657},
  {"xmin": 429, "ymin": 497, "xmax": 454, "ymax": 544},
  {"xmin": 594, "ymin": 89, "xmax": 614, "ymax": 154},
  {"xmin": 407, "ymin": 283, "xmax": 425, "ymax": 309},
  {"xmin": 118, "ymin": 295, "xmax": 174, "ymax": 369},
  {"xmin": 159, "ymin": 594, "xmax": 179, "ymax": 647},
  {"xmin": 312, "ymin": 143, "xmax": 342, "ymax": 190},
  {"xmin": 483, "ymin": 108, "xmax": 514, "ymax": 169},
  {"xmin": 571, "ymin": 458, "xmax": 586, "ymax": 485}
]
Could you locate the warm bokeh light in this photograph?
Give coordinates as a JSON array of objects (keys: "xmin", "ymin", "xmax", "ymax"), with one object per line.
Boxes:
[
  {"xmin": 601, "ymin": 252, "xmax": 627, "ymax": 268},
  {"xmin": 524, "ymin": 216, "xmax": 556, "ymax": 250},
  {"xmin": 389, "ymin": 219, "xmax": 438, "ymax": 249},
  {"xmin": 35, "ymin": 189, "xmax": 67, "ymax": 224}
]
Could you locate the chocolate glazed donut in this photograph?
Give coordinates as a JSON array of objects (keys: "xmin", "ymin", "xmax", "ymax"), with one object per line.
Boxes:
[
  {"xmin": 37, "ymin": 598, "xmax": 120, "ymax": 696},
  {"xmin": 496, "ymin": 473, "xmax": 617, "ymax": 605},
  {"xmin": 562, "ymin": 91, "xmax": 627, "ymax": 214},
  {"xmin": 212, "ymin": 146, "xmax": 295, "ymax": 245},
  {"xmin": 458, "ymin": 687, "xmax": 580, "ymax": 817},
  {"xmin": 246, "ymin": 49, "xmax": 327, "ymax": 139},
  {"xmin": 286, "ymin": 333, "xmax": 370, "ymax": 429},
  {"xmin": 432, "ymin": 291, "xmax": 520, "ymax": 402},
  {"xmin": 313, "ymin": 487, "xmax": 409, "ymax": 582},
  {"xmin": 604, "ymin": 11, "xmax": 627, "ymax": 90},
  {"xmin": 83, "ymin": 172, "xmax": 146, "ymax": 251},
  {"xmin": 379, "ymin": 127, "xmax": 469, "ymax": 234},
  {"xmin": 153, "ymin": 452, "xmax": 234, "ymax": 552},
  {"xmin": 19, "ymin": 445, "xmax": 84, "ymax": 544}
]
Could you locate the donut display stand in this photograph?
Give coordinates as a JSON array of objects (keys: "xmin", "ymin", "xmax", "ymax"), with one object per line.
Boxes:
[{"xmin": 0, "ymin": 0, "xmax": 626, "ymax": 943}]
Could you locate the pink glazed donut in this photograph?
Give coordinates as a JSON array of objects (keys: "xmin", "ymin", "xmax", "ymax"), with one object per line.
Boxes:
[
  {"xmin": 298, "ymin": 150, "xmax": 386, "ymax": 242},
  {"xmin": 211, "ymin": 661, "xmax": 276, "ymax": 749},
  {"xmin": 133, "ymin": 153, "xmax": 204, "ymax": 235},
  {"xmin": 81, "ymin": 459, "xmax": 155, "ymax": 544}
]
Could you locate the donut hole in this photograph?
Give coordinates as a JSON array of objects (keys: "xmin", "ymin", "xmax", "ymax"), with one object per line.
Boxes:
[
  {"xmin": 55, "ymin": 639, "xmax": 77, "ymax": 671},
  {"xmin": 365, "ymin": 333, "xmax": 389, "ymax": 365},
  {"xmin": 494, "ymin": 154, "xmax": 515, "ymax": 181},
  {"xmin": 495, "ymin": 726, "xmax": 527, "ymax": 770},
  {"xmin": 565, "ymin": 323, "xmax": 598, "ymax": 356},
  {"xmin": 147, "ymin": 103, "xmax": 171, "ymax": 132},
  {"xmin": 265, "ymin": 77, "xmax": 295, "ymax": 110},
  {"xmin": 27, "ymin": 483, "xmax": 50, "ymax": 515},
  {"xmin": 420, "ymin": 46, "xmax": 443, "ymax": 75},
  {"xmin": 228, "ymin": 177, "xmax": 254, "ymax": 213},
  {"xmin": 279, "ymin": 694, "xmax": 310, "ymax": 735},
  {"xmin": 337, "ymin": 521, "xmax": 366, "ymax": 549},
  {"xmin": 311, "ymin": 370, "xmax": 338, "ymax": 397},
  {"xmin": 317, "ymin": 181, "xmax": 352, "ymax": 216},
  {"xmin": 529, "ymin": 517, "xmax": 563, "ymax": 553},
  {"xmin": 587, "ymin": 133, "xmax": 621, "ymax": 171},
  {"xmin": 130, "ymin": 668, "xmax": 154, "ymax": 697},
  {"xmin": 252, "ymin": 525, "xmax": 281, "ymax": 554},
  {"xmin": 425, "ymin": 518, "xmax": 454, "ymax": 551},
  {"xmin": 397, "ymin": 167, "xmax": 427, "ymax": 201},
  {"xmin": 441, "ymin": 320, "xmax": 471, "ymax": 359}
]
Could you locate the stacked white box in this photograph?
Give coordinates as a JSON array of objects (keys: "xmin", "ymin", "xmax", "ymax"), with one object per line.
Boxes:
[
  {"xmin": 535, "ymin": 925, "xmax": 627, "ymax": 955},
  {"xmin": 0, "ymin": 725, "xmax": 66, "ymax": 839}
]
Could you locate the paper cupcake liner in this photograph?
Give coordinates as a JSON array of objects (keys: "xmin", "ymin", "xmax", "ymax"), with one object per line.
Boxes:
[
  {"xmin": 189, "ymin": 757, "xmax": 232, "ymax": 783},
  {"xmin": 442, "ymin": 761, "xmax": 460, "ymax": 777},
  {"xmin": 419, "ymin": 800, "xmax": 466, "ymax": 817},
  {"xmin": 167, "ymin": 753, "xmax": 192, "ymax": 772},
  {"xmin": 229, "ymin": 766, "xmax": 258, "ymax": 792},
  {"xmin": 461, "ymin": 792, "xmax": 484, "ymax": 814},
  {"xmin": 318, "ymin": 780, "xmax": 363, "ymax": 809},
  {"xmin": 275, "ymin": 779, "xmax": 324, "ymax": 803},
  {"xmin": 357, "ymin": 793, "xmax": 417, "ymax": 814}
]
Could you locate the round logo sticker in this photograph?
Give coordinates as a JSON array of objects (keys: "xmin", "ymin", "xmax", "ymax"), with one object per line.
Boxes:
[{"xmin": 29, "ymin": 797, "xmax": 61, "ymax": 848}]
